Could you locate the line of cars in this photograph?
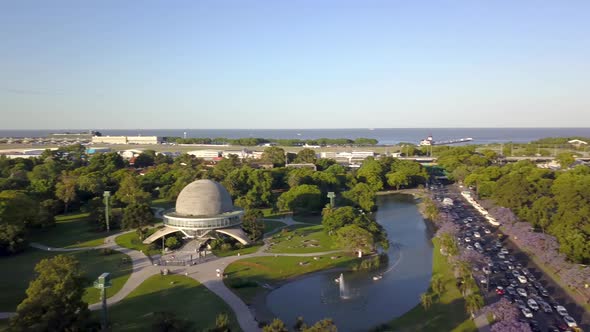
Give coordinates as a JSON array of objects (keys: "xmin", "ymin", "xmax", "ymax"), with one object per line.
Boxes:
[{"xmin": 432, "ymin": 184, "xmax": 582, "ymax": 332}]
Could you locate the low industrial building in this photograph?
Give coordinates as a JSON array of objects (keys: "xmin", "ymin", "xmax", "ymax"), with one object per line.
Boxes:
[{"xmin": 91, "ymin": 136, "xmax": 161, "ymax": 145}]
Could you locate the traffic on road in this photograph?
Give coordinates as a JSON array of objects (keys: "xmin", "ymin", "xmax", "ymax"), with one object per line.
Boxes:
[{"xmin": 430, "ymin": 182, "xmax": 587, "ymax": 332}]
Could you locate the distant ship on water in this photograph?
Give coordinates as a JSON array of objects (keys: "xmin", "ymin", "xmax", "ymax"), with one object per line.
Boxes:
[{"xmin": 419, "ymin": 135, "xmax": 473, "ymax": 146}]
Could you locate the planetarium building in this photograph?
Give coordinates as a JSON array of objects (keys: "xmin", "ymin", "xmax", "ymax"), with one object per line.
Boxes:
[{"xmin": 143, "ymin": 179, "xmax": 251, "ymax": 245}]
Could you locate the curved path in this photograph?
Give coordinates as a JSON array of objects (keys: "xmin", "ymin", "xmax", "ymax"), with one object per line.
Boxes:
[{"xmin": 15, "ymin": 212, "xmax": 343, "ymax": 332}]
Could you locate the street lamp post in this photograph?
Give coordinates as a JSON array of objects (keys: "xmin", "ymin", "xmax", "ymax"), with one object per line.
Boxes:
[
  {"xmin": 327, "ymin": 192, "xmax": 336, "ymax": 208},
  {"xmin": 94, "ymin": 272, "xmax": 112, "ymax": 331},
  {"xmin": 103, "ymin": 191, "xmax": 111, "ymax": 232}
]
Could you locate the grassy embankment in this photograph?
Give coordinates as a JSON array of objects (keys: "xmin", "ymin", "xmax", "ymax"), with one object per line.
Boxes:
[
  {"xmin": 29, "ymin": 212, "xmax": 108, "ymax": 248},
  {"xmin": 0, "ymin": 248, "xmax": 132, "ymax": 311},
  {"xmin": 224, "ymin": 254, "xmax": 356, "ymax": 303},
  {"xmin": 115, "ymin": 231, "xmax": 162, "ymax": 257},
  {"xmin": 106, "ymin": 274, "xmax": 241, "ymax": 332},
  {"xmin": 267, "ymin": 224, "xmax": 339, "ymax": 254},
  {"xmin": 381, "ymin": 239, "xmax": 476, "ymax": 332}
]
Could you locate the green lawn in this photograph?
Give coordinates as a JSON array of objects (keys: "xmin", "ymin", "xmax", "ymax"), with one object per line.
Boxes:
[
  {"xmin": 0, "ymin": 319, "xmax": 8, "ymax": 332},
  {"xmin": 262, "ymin": 219, "xmax": 286, "ymax": 234},
  {"xmin": 213, "ymin": 243, "xmax": 263, "ymax": 257},
  {"xmin": 107, "ymin": 274, "xmax": 241, "ymax": 332},
  {"xmin": 224, "ymin": 254, "xmax": 356, "ymax": 303},
  {"xmin": 267, "ymin": 224, "xmax": 338, "ymax": 253},
  {"xmin": 29, "ymin": 212, "xmax": 109, "ymax": 248},
  {"xmin": 0, "ymin": 248, "xmax": 132, "ymax": 311},
  {"xmin": 380, "ymin": 239, "xmax": 476, "ymax": 332},
  {"xmin": 115, "ymin": 231, "xmax": 161, "ymax": 257}
]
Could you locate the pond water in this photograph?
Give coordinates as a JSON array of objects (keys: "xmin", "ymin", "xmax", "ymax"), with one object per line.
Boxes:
[{"xmin": 265, "ymin": 194, "xmax": 434, "ymax": 332}]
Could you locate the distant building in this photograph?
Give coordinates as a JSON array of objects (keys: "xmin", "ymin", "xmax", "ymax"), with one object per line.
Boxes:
[
  {"xmin": 286, "ymin": 163, "xmax": 317, "ymax": 171},
  {"xmin": 118, "ymin": 149, "xmax": 144, "ymax": 160},
  {"xmin": 187, "ymin": 150, "xmax": 222, "ymax": 160},
  {"xmin": 222, "ymin": 149, "xmax": 253, "ymax": 159},
  {"xmin": 568, "ymin": 139, "xmax": 588, "ymax": 147},
  {"xmin": 86, "ymin": 147, "xmax": 112, "ymax": 154},
  {"xmin": 91, "ymin": 136, "xmax": 161, "ymax": 145}
]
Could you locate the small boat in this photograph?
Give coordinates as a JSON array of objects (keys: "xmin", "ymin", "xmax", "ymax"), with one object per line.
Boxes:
[
  {"xmin": 372, "ymin": 275, "xmax": 383, "ymax": 281},
  {"xmin": 334, "ymin": 278, "xmax": 340, "ymax": 283}
]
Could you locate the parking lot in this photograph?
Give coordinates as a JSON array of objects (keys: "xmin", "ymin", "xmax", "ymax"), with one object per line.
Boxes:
[{"xmin": 431, "ymin": 183, "xmax": 589, "ymax": 332}]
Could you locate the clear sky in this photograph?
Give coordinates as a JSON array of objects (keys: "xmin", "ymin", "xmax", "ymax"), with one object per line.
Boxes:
[{"xmin": 1, "ymin": 0, "xmax": 589, "ymax": 129}]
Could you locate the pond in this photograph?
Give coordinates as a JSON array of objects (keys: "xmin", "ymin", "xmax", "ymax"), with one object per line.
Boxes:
[{"xmin": 265, "ymin": 194, "xmax": 434, "ymax": 331}]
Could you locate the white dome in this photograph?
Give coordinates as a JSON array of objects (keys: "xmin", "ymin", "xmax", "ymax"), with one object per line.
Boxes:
[{"xmin": 175, "ymin": 179, "xmax": 235, "ymax": 217}]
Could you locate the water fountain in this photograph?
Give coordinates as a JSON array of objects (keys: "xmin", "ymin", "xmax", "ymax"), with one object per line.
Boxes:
[{"xmin": 338, "ymin": 273, "xmax": 350, "ymax": 299}]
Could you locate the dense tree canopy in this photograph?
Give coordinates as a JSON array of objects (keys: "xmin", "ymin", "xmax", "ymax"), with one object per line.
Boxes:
[{"xmin": 11, "ymin": 255, "xmax": 90, "ymax": 332}]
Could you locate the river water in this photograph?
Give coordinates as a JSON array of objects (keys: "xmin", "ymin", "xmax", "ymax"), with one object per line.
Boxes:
[{"xmin": 265, "ymin": 194, "xmax": 433, "ymax": 331}]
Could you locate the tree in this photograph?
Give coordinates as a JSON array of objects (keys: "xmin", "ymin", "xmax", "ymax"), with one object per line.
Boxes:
[
  {"xmin": 11, "ymin": 255, "xmax": 89, "ymax": 332},
  {"xmin": 207, "ymin": 312, "xmax": 230, "ymax": 332},
  {"xmin": 0, "ymin": 190, "xmax": 41, "ymax": 228},
  {"xmin": 464, "ymin": 293, "xmax": 484, "ymax": 317},
  {"xmin": 134, "ymin": 150, "xmax": 156, "ymax": 168},
  {"xmin": 242, "ymin": 209, "xmax": 264, "ymax": 241},
  {"xmin": 420, "ymin": 292, "xmax": 433, "ymax": 310},
  {"xmin": 151, "ymin": 311, "xmax": 191, "ymax": 332},
  {"xmin": 277, "ymin": 184, "xmax": 323, "ymax": 214},
  {"xmin": 430, "ymin": 274, "xmax": 445, "ymax": 297},
  {"xmin": 356, "ymin": 158, "xmax": 384, "ymax": 191},
  {"xmin": 556, "ymin": 152, "xmax": 575, "ymax": 168},
  {"xmin": 301, "ymin": 318, "xmax": 337, "ymax": 332},
  {"xmin": 122, "ymin": 203, "xmax": 154, "ymax": 229},
  {"xmin": 115, "ymin": 174, "xmax": 151, "ymax": 205},
  {"xmin": 165, "ymin": 237, "xmax": 181, "ymax": 250},
  {"xmin": 341, "ymin": 183, "xmax": 376, "ymax": 212},
  {"xmin": 261, "ymin": 147, "xmax": 286, "ymax": 167},
  {"xmin": 294, "ymin": 148, "xmax": 317, "ymax": 164},
  {"xmin": 336, "ymin": 224, "xmax": 375, "ymax": 254},
  {"xmin": 0, "ymin": 224, "xmax": 27, "ymax": 255},
  {"xmin": 55, "ymin": 173, "xmax": 78, "ymax": 213},
  {"xmin": 262, "ymin": 318, "xmax": 289, "ymax": 332}
]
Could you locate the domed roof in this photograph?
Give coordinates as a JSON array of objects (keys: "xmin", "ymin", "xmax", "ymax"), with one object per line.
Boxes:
[{"xmin": 175, "ymin": 179, "xmax": 235, "ymax": 217}]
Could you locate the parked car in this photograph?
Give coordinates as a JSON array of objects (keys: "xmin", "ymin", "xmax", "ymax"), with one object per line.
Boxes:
[
  {"xmin": 540, "ymin": 301, "xmax": 553, "ymax": 313},
  {"xmin": 556, "ymin": 305, "xmax": 568, "ymax": 316},
  {"xmin": 517, "ymin": 288, "xmax": 527, "ymax": 297},
  {"xmin": 527, "ymin": 299, "xmax": 539, "ymax": 311},
  {"xmin": 563, "ymin": 315, "xmax": 577, "ymax": 328},
  {"xmin": 495, "ymin": 286, "xmax": 505, "ymax": 295},
  {"xmin": 521, "ymin": 307, "xmax": 533, "ymax": 318},
  {"xmin": 518, "ymin": 275, "xmax": 528, "ymax": 284}
]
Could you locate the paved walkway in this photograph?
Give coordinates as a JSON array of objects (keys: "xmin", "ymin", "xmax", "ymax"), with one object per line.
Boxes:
[
  {"xmin": 0, "ymin": 312, "xmax": 15, "ymax": 319},
  {"xmin": 473, "ymin": 313, "xmax": 491, "ymax": 332},
  {"xmin": 20, "ymin": 218, "xmax": 343, "ymax": 332}
]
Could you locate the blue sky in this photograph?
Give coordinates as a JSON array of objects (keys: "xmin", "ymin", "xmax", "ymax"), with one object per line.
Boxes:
[{"xmin": 1, "ymin": 0, "xmax": 589, "ymax": 129}]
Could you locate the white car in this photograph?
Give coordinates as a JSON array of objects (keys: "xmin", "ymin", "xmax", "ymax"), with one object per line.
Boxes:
[
  {"xmin": 527, "ymin": 299, "xmax": 539, "ymax": 311},
  {"xmin": 482, "ymin": 266, "xmax": 491, "ymax": 274},
  {"xmin": 556, "ymin": 305, "xmax": 568, "ymax": 316},
  {"xmin": 474, "ymin": 232, "xmax": 481, "ymax": 238},
  {"xmin": 564, "ymin": 315, "xmax": 577, "ymax": 328},
  {"xmin": 484, "ymin": 228, "xmax": 491, "ymax": 234},
  {"xmin": 518, "ymin": 275, "xmax": 528, "ymax": 284},
  {"xmin": 516, "ymin": 288, "xmax": 527, "ymax": 297},
  {"xmin": 466, "ymin": 245, "xmax": 474, "ymax": 250},
  {"xmin": 497, "ymin": 253, "xmax": 505, "ymax": 259},
  {"xmin": 464, "ymin": 237, "xmax": 471, "ymax": 243},
  {"xmin": 521, "ymin": 307, "xmax": 533, "ymax": 318},
  {"xmin": 474, "ymin": 242, "xmax": 482, "ymax": 249},
  {"xmin": 500, "ymin": 248, "xmax": 509, "ymax": 254}
]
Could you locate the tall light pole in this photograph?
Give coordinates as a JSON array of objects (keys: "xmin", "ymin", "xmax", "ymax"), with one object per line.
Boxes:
[
  {"xmin": 94, "ymin": 273, "xmax": 112, "ymax": 331},
  {"xmin": 327, "ymin": 192, "xmax": 336, "ymax": 208},
  {"xmin": 103, "ymin": 191, "xmax": 111, "ymax": 232}
]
